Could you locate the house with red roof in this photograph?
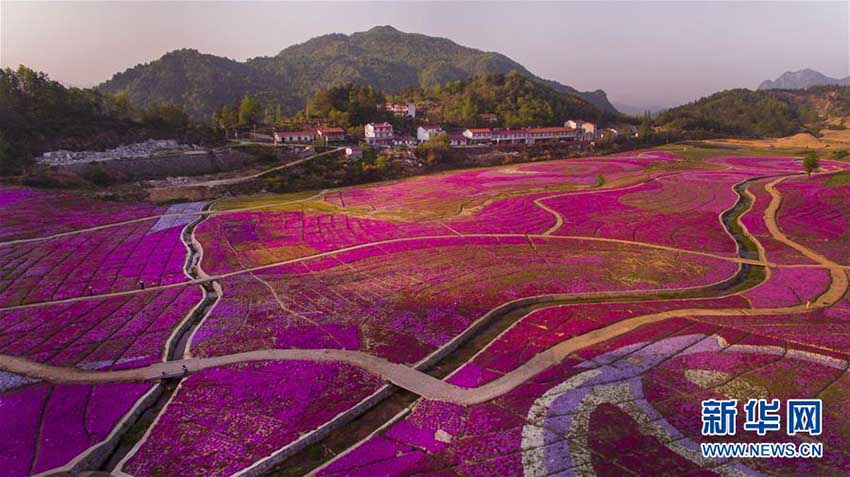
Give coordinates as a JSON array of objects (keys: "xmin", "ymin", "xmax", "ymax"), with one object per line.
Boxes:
[
  {"xmin": 365, "ymin": 122, "xmax": 394, "ymax": 145},
  {"xmin": 462, "ymin": 128, "xmax": 493, "ymax": 142},
  {"xmin": 273, "ymin": 130, "xmax": 317, "ymax": 144},
  {"xmin": 316, "ymin": 127, "xmax": 346, "ymax": 143}
]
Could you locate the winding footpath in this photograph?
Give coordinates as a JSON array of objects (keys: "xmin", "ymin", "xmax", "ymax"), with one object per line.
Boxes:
[
  {"xmin": 1, "ymin": 176, "xmax": 847, "ymax": 406},
  {"xmin": 0, "ymin": 231, "xmax": 774, "ymax": 313}
]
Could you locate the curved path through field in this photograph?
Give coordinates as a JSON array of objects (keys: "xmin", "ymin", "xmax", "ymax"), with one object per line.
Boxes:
[
  {"xmin": 2, "ymin": 176, "xmax": 847, "ymax": 406},
  {"xmin": 0, "ymin": 161, "xmax": 682, "ymax": 248},
  {"xmin": 0, "ymin": 230, "xmax": 777, "ymax": 313}
]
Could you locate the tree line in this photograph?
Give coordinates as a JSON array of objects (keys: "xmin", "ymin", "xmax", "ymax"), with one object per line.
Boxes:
[{"xmin": 0, "ymin": 66, "xmax": 200, "ymax": 176}]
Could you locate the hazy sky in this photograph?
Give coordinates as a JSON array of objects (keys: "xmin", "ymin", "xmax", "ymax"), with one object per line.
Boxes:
[{"xmin": 2, "ymin": 1, "xmax": 848, "ymax": 109}]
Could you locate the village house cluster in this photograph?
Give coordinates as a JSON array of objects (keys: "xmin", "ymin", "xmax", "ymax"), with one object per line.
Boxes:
[
  {"xmin": 273, "ymin": 116, "xmax": 599, "ymax": 148},
  {"xmin": 362, "ymin": 120, "xmax": 597, "ymax": 146}
]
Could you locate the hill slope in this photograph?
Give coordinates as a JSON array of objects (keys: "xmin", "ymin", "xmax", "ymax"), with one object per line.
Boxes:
[
  {"xmin": 98, "ymin": 26, "xmax": 616, "ymax": 120},
  {"xmin": 655, "ymin": 86, "xmax": 850, "ymax": 138},
  {"xmin": 758, "ymin": 68, "xmax": 850, "ymax": 90}
]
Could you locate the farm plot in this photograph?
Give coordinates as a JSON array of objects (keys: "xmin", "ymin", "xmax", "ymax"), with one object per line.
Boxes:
[
  {"xmin": 776, "ymin": 174, "xmax": 850, "ymax": 266},
  {"xmin": 0, "ymin": 187, "xmax": 166, "ymax": 242},
  {"xmin": 195, "ymin": 209, "xmax": 449, "ymax": 274},
  {"xmin": 740, "ymin": 178, "xmax": 817, "ymax": 264},
  {"xmin": 706, "ymin": 155, "xmax": 806, "ymax": 174},
  {"xmin": 323, "ymin": 154, "xmax": 670, "ymax": 220},
  {"xmin": 119, "ymin": 238, "xmax": 738, "ymax": 476},
  {"xmin": 0, "ymin": 286, "xmax": 202, "ymax": 476},
  {"xmin": 317, "ymin": 317, "xmax": 850, "ymax": 476},
  {"xmin": 189, "ymin": 236, "xmax": 739, "ymax": 361},
  {"xmin": 117, "ymin": 360, "xmax": 382, "ymax": 477},
  {"xmin": 741, "ymin": 266, "xmax": 832, "ymax": 307},
  {"xmin": 545, "ymin": 171, "xmax": 748, "ymax": 256},
  {"xmin": 0, "ymin": 214, "xmax": 192, "ymax": 307},
  {"xmin": 6, "ymin": 150, "xmax": 847, "ymax": 476},
  {"xmin": 447, "ymin": 192, "xmax": 556, "ymax": 235},
  {"xmin": 696, "ymin": 288, "xmax": 850, "ymax": 352}
]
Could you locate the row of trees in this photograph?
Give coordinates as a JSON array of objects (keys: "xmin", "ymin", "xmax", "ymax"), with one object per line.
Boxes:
[
  {"xmin": 0, "ymin": 66, "xmax": 192, "ymax": 175},
  {"xmin": 210, "ymin": 74, "xmax": 610, "ymax": 138},
  {"xmin": 405, "ymin": 71, "xmax": 605, "ymax": 128},
  {"xmin": 211, "ymin": 85, "xmax": 394, "ymax": 136},
  {"xmin": 211, "ymin": 96, "xmax": 268, "ymax": 133},
  {"xmin": 306, "ymin": 84, "xmax": 388, "ymax": 127}
]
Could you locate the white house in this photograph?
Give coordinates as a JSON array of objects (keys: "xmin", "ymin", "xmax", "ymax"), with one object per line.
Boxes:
[
  {"xmin": 274, "ymin": 130, "xmax": 317, "ymax": 144},
  {"xmin": 365, "ymin": 122, "xmax": 394, "ymax": 145},
  {"xmin": 462, "ymin": 128, "xmax": 493, "ymax": 142},
  {"xmin": 565, "ymin": 120, "xmax": 597, "ymax": 140},
  {"xmin": 345, "ymin": 146, "xmax": 363, "ymax": 159},
  {"xmin": 416, "ymin": 125, "xmax": 444, "ymax": 142}
]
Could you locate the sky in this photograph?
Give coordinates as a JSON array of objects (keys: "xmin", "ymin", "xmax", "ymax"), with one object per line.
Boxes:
[{"xmin": 1, "ymin": 1, "xmax": 848, "ymax": 110}]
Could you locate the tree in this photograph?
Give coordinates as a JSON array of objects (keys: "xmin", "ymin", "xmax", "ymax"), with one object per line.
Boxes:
[
  {"xmin": 238, "ymin": 95, "xmax": 261, "ymax": 127},
  {"xmin": 274, "ymin": 105, "xmax": 283, "ymax": 126},
  {"xmin": 638, "ymin": 112, "xmax": 653, "ymax": 140},
  {"xmin": 213, "ymin": 104, "xmax": 238, "ymax": 135},
  {"xmin": 416, "ymin": 134, "xmax": 450, "ymax": 165},
  {"xmin": 142, "ymin": 103, "xmax": 189, "ymax": 128},
  {"xmin": 802, "ymin": 153, "xmax": 820, "ymax": 177},
  {"xmin": 0, "ymin": 132, "xmax": 23, "ymax": 176},
  {"xmin": 105, "ymin": 91, "xmax": 134, "ymax": 119},
  {"xmin": 263, "ymin": 107, "xmax": 274, "ymax": 126}
]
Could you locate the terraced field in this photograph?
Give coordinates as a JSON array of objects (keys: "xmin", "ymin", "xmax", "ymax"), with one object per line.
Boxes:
[{"xmin": 1, "ymin": 150, "xmax": 849, "ymax": 476}]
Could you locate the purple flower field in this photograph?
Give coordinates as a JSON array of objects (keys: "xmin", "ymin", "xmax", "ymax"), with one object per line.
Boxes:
[{"xmin": 4, "ymin": 150, "xmax": 850, "ymax": 476}]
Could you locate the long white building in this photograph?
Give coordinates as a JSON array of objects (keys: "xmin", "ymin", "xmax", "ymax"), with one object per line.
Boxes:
[{"xmin": 464, "ymin": 126, "xmax": 580, "ymax": 145}]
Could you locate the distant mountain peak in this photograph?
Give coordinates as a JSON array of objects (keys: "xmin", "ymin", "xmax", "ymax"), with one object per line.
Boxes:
[
  {"xmin": 758, "ymin": 68, "xmax": 850, "ymax": 90},
  {"xmin": 366, "ymin": 25, "xmax": 401, "ymax": 33}
]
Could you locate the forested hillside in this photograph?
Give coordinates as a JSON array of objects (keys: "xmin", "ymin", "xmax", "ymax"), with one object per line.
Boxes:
[
  {"xmin": 297, "ymin": 72, "xmax": 611, "ymax": 131},
  {"xmin": 0, "ymin": 66, "xmax": 209, "ymax": 175},
  {"xmin": 98, "ymin": 26, "xmax": 617, "ymax": 120},
  {"xmin": 655, "ymin": 86, "xmax": 850, "ymax": 138},
  {"xmin": 399, "ymin": 71, "xmax": 606, "ymax": 127}
]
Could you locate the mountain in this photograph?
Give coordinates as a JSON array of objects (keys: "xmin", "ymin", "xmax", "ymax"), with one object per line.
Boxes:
[
  {"xmin": 98, "ymin": 26, "xmax": 617, "ymax": 120},
  {"xmin": 611, "ymin": 102, "xmax": 668, "ymax": 116},
  {"xmin": 758, "ymin": 68, "xmax": 850, "ymax": 90},
  {"xmin": 655, "ymin": 86, "xmax": 850, "ymax": 138}
]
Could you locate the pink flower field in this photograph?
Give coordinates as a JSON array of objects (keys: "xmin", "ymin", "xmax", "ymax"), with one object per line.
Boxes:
[
  {"xmin": 776, "ymin": 174, "xmax": 850, "ymax": 265},
  {"xmin": 0, "ymin": 187, "xmax": 166, "ymax": 241},
  {"xmin": 0, "ymin": 201, "xmax": 200, "ymax": 307},
  {"xmin": 189, "ymin": 237, "xmax": 738, "ymax": 362},
  {"xmin": 318, "ymin": 317, "xmax": 850, "ymax": 476},
  {"xmin": 119, "ymin": 361, "xmax": 382, "ymax": 477},
  {"xmin": 0, "ymin": 286, "xmax": 202, "ymax": 476},
  {"xmin": 546, "ymin": 170, "xmax": 749, "ymax": 256},
  {"xmin": 5, "ymin": 150, "xmax": 850, "ymax": 476}
]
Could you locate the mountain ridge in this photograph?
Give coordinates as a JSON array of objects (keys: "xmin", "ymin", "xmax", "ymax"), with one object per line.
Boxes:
[
  {"xmin": 98, "ymin": 26, "xmax": 617, "ymax": 120},
  {"xmin": 758, "ymin": 68, "xmax": 850, "ymax": 90}
]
